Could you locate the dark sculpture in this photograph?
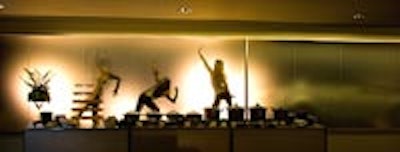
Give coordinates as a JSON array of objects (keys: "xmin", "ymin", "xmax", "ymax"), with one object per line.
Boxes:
[
  {"xmin": 73, "ymin": 63, "xmax": 121, "ymax": 127},
  {"xmin": 135, "ymin": 65, "xmax": 178, "ymax": 112},
  {"xmin": 198, "ymin": 48, "xmax": 232, "ymax": 108},
  {"xmin": 23, "ymin": 68, "xmax": 51, "ymax": 109}
]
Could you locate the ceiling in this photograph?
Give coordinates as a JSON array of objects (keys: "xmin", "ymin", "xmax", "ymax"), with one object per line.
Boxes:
[
  {"xmin": 0, "ymin": 0, "xmax": 399, "ymax": 25},
  {"xmin": 1, "ymin": 0, "xmax": 400, "ymax": 42}
]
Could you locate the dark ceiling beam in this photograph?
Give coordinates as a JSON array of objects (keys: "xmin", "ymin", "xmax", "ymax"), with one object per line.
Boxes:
[
  {"xmin": 1, "ymin": 16, "xmax": 400, "ymax": 38},
  {"xmin": 1, "ymin": 0, "xmax": 400, "ymax": 25}
]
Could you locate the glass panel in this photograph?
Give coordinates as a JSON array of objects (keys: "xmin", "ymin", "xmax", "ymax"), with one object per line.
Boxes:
[{"xmin": 249, "ymin": 41, "xmax": 400, "ymax": 127}]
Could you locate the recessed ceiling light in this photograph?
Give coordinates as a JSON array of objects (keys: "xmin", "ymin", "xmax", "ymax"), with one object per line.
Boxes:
[
  {"xmin": 176, "ymin": 0, "xmax": 192, "ymax": 15},
  {"xmin": 177, "ymin": 6, "xmax": 192, "ymax": 15},
  {"xmin": 353, "ymin": 12, "xmax": 366, "ymax": 21}
]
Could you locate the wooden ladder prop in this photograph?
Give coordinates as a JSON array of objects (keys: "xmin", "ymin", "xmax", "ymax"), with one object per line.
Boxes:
[{"xmin": 72, "ymin": 84, "xmax": 104, "ymax": 127}]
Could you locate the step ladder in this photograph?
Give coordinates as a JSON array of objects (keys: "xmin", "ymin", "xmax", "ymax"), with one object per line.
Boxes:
[{"xmin": 72, "ymin": 83, "xmax": 104, "ymax": 128}]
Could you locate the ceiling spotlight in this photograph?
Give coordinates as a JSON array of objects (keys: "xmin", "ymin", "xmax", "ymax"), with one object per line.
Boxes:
[
  {"xmin": 176, "ymin": 0, "xmax": 192, "ymax": 15},
  {"xmin": 352, "ymin": 0, "xmax": 367, "ymax": 31},
  {"xmin": 353, "ymin": 12, "xmax": 366, "ymax": 21},
  {"xmin": 352, "ymin": 0, "xmax": 367, "ymax": 21},
  {"xmin": 177, "ymin": 5, "xmax": 192, "ymax": 15}
]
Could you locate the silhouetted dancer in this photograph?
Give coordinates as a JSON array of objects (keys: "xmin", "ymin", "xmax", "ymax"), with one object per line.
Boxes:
[
  {"xmin": 198, "ymin": 48, "xmax": 232, "ymax": 108},
  {"xmin": 135, "ymin": 66, "xmax": 178, "ymax": 112},
  {"xmin": 77, "ymin": 64, "xmax": 121, "ymax": 127}
]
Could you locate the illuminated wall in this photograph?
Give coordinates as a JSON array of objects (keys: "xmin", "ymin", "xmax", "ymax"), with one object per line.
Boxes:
[
  {"xmin": 2, "ymin": 35, "xmax": 400, "ymax": 131},
  {"xmin": 0, "ymin": 35, "xmax": 251, "ymax": 130}
]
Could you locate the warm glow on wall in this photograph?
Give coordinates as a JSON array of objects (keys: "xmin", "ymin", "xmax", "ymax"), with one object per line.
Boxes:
[
  {"xmin": 181, "ymin": 63, "xmax": 245, "ymax": 118},
  {"xmin": 178, "ymin": 48, "xmax": 268, "ymax": 116},
  {"xmin": 4, "ymin": 34, "xmax": 400, "ymax": 129},
  {"xmin": 179, "ymin": 59, "xmax": 270, "ymax": 118},
  {"xmin": 11, "ymin": 59, "xmax": 75, "ymax": 120},
  {"xmin": 248, "ymin": 64, "xmax": 274, "ymax": 108},
  {"xmin": 180, "ymin": 62, "xmax": 214, "ymax": 114},
  {"xmin": 4, "ymin": 35, "xmax": 273, "ymax": 124},
  {"xmin": 106, "ymin": 94, "xmax": 137, "ymax": 120}
]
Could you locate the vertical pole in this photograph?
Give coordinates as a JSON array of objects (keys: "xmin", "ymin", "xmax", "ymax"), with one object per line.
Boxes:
[
  {"xmin": 244, "ymin": 37, "xmax": 250, "ymax": 120},
  {"xmin": 128, "ymin": 126, "xmax": 132, "ymax": 152},
  {"xmin": 229, "ymin": 127, "xmax": 234, "ymax": 152},
  {"xmin": 324, "ymin": 128, "xmax": 328, "ymax": 152},
  {"xmin": 22, "ymin": 132, "xmax": 26, "ymax": 152}
]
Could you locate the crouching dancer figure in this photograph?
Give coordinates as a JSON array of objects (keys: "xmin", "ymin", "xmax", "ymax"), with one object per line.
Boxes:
[{"xmin": 135, "ymin": 66, "xmax": 178, "ymax": 112}]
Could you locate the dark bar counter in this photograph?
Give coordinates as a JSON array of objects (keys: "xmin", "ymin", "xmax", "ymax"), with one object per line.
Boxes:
[
  {"xmin": 328, "ymin": 128, "xmax": 400, "ymax": 152},
  {"xmin": 3, "ymin": 128, "xmax": 400, "ymax": 152},
  {"xmin": 22, "ymin": 128, "xmax": 324, "ymax": 152},
  {"xmin": 0, "ymin": 132, "xmax": 23, "ymax": 152},
  {"xmin": 25, "ymin": 129, "xmax": 128, "ymax": 152}
]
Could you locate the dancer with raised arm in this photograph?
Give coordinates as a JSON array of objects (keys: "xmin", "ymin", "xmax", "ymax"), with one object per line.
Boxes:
[{"xmin": 198, "ymin": 48, "xmax": 232, "ymax": 108}]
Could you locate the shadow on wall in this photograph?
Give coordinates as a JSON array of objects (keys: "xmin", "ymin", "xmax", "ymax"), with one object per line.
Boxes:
[{"xmin": 0, "ymin": 37, "xmax": 29, "ymax": 132}]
